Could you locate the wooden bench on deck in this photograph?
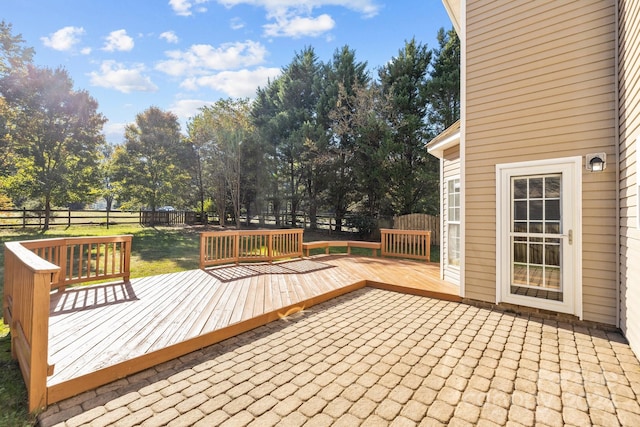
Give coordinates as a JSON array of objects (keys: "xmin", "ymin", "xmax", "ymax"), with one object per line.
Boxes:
[{"xmin": 302, "ymin": 240, "xmax": 381, "ymax": 257}]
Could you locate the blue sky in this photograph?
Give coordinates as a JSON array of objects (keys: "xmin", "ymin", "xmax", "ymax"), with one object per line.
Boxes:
[{"xmin": 2, "ymin": 0, "xmax": 453, "ymax": 144}]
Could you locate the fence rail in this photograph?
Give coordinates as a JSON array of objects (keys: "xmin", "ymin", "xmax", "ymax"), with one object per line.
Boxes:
[
  {"xmin": 3, "ymin": 235, "xmax": 132, "ymax": 411},
  {"xmin": 0, "ymin": 209, "xmax": 202, "ymax": 229},
  {"xmin": 381, "ymin": 228, "xmax": 431, "ymax": 262},
  {"xmin": 200, "ymin": 229, "xmax": 304, "ymax": 268}
]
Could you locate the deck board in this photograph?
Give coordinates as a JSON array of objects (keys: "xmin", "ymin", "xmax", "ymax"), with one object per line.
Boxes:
[{"xmin": 45, "ymin": 255, "xmax": 459, "ymax": 404}]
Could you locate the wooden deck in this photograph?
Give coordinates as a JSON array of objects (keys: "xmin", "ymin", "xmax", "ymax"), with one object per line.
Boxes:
[{"xmin": 45, "ymin": 255, "xmax": 459, "ymax": 405}]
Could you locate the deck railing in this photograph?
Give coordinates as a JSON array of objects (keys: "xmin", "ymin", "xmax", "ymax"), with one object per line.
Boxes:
[
  {"xmin": 2, "ymin": 235, "xmax": 132, "ymax": 412},
  {"xmin": 20, "ymin": 236, "xmax": 132, "ymax": 291},
  {"xmin": 380, "ymin": 228, "xmax": 431, "ymax": 262},
  {"xmin": 200, "ymin": 229, "xmax": 304, "ymax": 268}
]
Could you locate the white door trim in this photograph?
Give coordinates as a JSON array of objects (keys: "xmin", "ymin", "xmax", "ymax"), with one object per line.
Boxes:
[{"xmin": 496, "ymin": 156, "xmax": 582, "ymax": 318}]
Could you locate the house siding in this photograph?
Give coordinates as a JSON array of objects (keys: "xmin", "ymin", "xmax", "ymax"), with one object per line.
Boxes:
[
  {"xmin": 619, "ymin": 0, "xmax": 640, "ymax": 355},
  {"xmin": 465, "ymin": 0, "xmax": 618, "ymax": 323},
  {"xmin": 443, "ymin": 146, "xmax": 461, "ymax": 285}
]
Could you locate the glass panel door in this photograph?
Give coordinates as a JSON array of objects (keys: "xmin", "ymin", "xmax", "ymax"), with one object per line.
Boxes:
[{"xmin": 510, "ymin": 174, "xmax": 563, "ymax": 301}]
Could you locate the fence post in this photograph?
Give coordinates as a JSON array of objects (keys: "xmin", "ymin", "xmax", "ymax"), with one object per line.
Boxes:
[
  {"xmin": 22, "ymin": 207, "xmax": 26, "ymax": 228},
  {"xmin": 68, "ymin": 208, "xmax": 71, "ymax": 227}
]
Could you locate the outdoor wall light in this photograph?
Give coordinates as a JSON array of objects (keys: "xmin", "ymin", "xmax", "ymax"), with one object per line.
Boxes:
[{"xmin": 586, "ymin": 153, "xmax": 606, "ymax": 172}]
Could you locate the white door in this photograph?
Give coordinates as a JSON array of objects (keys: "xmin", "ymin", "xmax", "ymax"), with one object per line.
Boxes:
[{"xmin": 497, "ymin": 157, "xmax": 581, "ymax": 317}]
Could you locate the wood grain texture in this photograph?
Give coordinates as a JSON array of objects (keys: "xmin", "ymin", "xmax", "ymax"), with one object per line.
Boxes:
[{"xmin": 45, "ymin": 256, "xmax": 459, "ymax": 405}]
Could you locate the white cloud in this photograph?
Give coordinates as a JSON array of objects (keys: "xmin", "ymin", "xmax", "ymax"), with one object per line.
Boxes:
[
  {"xmin": 217, "ymin": 0, "xmax": 380, "ymax": 17},
  {"xmin": 156, "ymin": 40, "xmax": 268, "ymax": 76},
  {"xmin": 89, "ymin": 60, "xmax": 158, "ymax": 93},
  {"xmin": 169, "ymin": 99, "xmax": 215, "ymax": 121},
  {"xmin": 102, "ymin": 30, "xmax": 135, "ymax": 52},
  {"xmin": 264, "ymin": 13, "xmax": 334, "ymax": 38},
  {"xmin": 160, "ymin": 31, "xmax": 179, "ymax": 44},
  {"xmin": 41, "ymin": 26, "xmax": 85, "ymax": 51},
  {"xmin": 81, "ymin": 47, "xmax": 92, "ymax": 55},
  {"xmin": 102, "ymin": 121, "xmax": 129, "ymax": 144},
  {"xmin": 169, "ymin": 0, "xmax": 210, "ymax": 16},
  {"xmin": 180, "ymin": 66, "xmax": 281, "ymax": 97},
  {"xmin": 230, "ymin": 17, "xmax": 245, "ymax": 30},
  {"xmin": 217, "ymin": 0, "xmax": 380, "ymax": 37}
]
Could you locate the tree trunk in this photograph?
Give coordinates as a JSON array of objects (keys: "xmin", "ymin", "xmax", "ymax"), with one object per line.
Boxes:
[
  {"xmin": 43, "ymin": 195, "xmax": 51, "ymax": 231},
  {"xmin": 308, "ymin": 200, "xmax": 318, "ymax": 230}
]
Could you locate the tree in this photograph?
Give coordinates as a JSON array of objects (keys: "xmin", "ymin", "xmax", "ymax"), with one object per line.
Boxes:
[
  {"xmin": 322, "ymin": 46, "xmax": 370, "ymax": 231},
  {"xmin": 253, "ymin": 47, "xmax": 323, "ymax": 227},
  {"xmin": 345, "ymin": 81, "xmax": 392, "ymax": 219},
  {"xmin": 113, "ymin": 107, "xmax": 188, "ymax": 216},
  {"xmin": 0, "ymin": 21, "xmax": 34, "ymax": 78},
  {"xmin": 1, "ymin": 66, "xmax": 106, "ymax": 230},
  {"xmin": 97, "ymin": 143, "xmax": 117, "ymax": 212},
  {"xmin": 379, "ymin": 38, "xmax": 439, "ymax": 215},
  {"xmin": 187, "ymin": 99, "xmax": 253, "ymax": 228},
  {"xmin": 426, "ymin": 28, "xmax": 460, "ymax": 133},
  {"xmin": 0, "ymin": 20, "xmax": 34, "ymax": 189}
]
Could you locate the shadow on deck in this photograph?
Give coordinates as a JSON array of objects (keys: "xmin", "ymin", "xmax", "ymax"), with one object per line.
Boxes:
[{"xmin": 45, "ymin": 255, "xmax": 459, "ymax": 405}]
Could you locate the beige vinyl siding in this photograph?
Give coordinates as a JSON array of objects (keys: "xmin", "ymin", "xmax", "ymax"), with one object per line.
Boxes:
[
  {"xmin": 443, "ymin": 146, "xmax": 460, "ymax": 285},
  {"xmin": 619, "ymin": 0, "xmax": 640, "ymax": 355},
  {"xmin": 465, "ymin": 0, "xmax": 618, "ymax": 323}
]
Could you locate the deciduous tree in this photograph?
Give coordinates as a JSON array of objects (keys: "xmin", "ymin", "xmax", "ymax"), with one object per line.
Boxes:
[
  {"xmin": 113, "ymin": 107, "xmax": 188, "ymax": 215},
  {"xmin": 1, "ymin": 66, "xmax": 106, "ymax": 230}
]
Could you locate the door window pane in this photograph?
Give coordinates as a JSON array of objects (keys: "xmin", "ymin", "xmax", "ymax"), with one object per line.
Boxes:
[{"xmin": 510, "ymin": 174, "xmax": 563, "ymax": 301}]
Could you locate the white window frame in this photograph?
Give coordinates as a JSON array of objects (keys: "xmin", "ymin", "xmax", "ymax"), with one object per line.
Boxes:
[{"xmin": 446, "ymin": 177, "xmax": 461, "ymax": 269}]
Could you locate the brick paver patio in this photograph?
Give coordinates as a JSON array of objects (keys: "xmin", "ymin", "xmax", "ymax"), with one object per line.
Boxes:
[{"xmin": 39, "ymin": 288, "xmax": 640, "ymax": 427}]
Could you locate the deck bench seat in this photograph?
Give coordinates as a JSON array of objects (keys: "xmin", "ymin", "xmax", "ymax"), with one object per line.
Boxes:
[
  {"xmin": 302, "ymin": 240, "xmax": 381, "ymax": 257},
  {"xmin": 302, "ymin": 241, "xmax": 330, "ymax": 256},
  {"xmin": 347, "ymin": 241, "xmax": 381, "ymax": 256}
]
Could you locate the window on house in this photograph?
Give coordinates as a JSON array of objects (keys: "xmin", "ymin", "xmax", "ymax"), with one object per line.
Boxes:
[{"xmin": 447, "ymin": 178, "xmax": 460, "ymax": 267}]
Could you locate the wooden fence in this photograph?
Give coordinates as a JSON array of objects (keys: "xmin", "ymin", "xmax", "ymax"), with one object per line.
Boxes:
[
  {"xmin": 0, "ymin": 209, "xmax": 202, "ymax": 229},
  {"xmin": 393, "ymin": 213, "xmax": 439, "ymax": 246},
  {"xmin": 200, "ymin": 229, "xmax": 304, "ymax": 268},
  {"xmin": 3, "ymin": 235, "xmax": 132, "ymax": 411},
  {"xmin": 139, "ymin": 211, "xmax": 200, "ymax": 226}
]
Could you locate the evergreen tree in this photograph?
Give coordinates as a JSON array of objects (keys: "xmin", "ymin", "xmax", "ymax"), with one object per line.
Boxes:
[
  {"xmin": 379, "ymin": 38, "xmax": 438, "ymax": 215},
  {"xmin": 427, "ymin": 28, "xmax": 460, "ymax": 132}
]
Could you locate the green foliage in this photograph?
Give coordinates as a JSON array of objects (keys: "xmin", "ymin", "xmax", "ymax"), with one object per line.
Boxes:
[
  {"xmin": 378, "ymin": 38, "xmax": 440, "ymax": 215},
  {"xmin": 427, "ymin": 28, "xmax": 461, "ymax": 132},
  {"xmin": 322, "ymin": 46, "xmax": 370, "ymax": 231},
  {"xmin": 112, "ymin": 107, "xmax": 190, "ymax": 213},
  {"xmin": 345, "ymin": 213, "xmax": 377, "ymax": 238},
  {"xmin": 252, "ymin": 47, "xmax": 324, "ymax": 227},
  {"xmin": 0, "ymin": 66, "xmax": 106, "ymax": 230},
  {"xmin": 186, "ymin": 99, "xmax": 254, "ymax": 228},
  {"xmin": 0, "ymin": 20, "xmax": 34, "ymax": 78}
]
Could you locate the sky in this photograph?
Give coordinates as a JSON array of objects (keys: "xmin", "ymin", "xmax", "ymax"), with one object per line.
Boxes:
[{"xmin": 2, "ymin": 0, "xmax": 453, "ymax": 144}]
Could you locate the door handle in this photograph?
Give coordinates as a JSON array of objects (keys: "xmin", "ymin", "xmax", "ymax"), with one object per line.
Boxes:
[{"xmin": 563, "ymin": 230, "xmax": 572, "ymax": 245}]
